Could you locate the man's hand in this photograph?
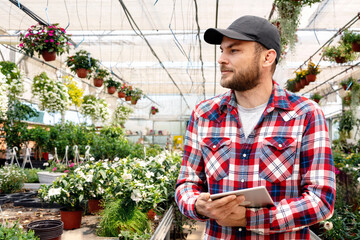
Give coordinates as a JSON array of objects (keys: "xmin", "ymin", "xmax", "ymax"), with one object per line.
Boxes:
[
  {"xmin": 195, "ymin": 193, "xmax": 246, "ymax": 224},
  {"xmin": 215, "ymin": 204, "xmax": 246, "ymax": 227}
]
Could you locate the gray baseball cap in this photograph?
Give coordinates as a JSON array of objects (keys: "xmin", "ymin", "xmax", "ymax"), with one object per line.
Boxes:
[{"xmin": 204, "ymin": 15, "xmax": 281, "ymax": 63}]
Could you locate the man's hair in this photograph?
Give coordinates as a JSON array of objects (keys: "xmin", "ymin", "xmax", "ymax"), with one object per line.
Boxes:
[{"xmin": 254, "ymin": 42, "xmax": 277, "ymax": 74}]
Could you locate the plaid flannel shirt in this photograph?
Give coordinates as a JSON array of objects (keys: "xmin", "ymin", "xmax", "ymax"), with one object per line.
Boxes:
[{"xmin": 175, "ymin": 82, "xmax": 336, "ymax": 240}]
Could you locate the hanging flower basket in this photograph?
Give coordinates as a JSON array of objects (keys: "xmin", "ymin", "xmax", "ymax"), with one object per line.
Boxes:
[
  {"xmin": 131, "ymin": 98, "xmax": 138, "ymax": 105},
  {"xmin": 335, "ymin": 57, "xmax": 346, "ymax": 64},
  {"xmin": 107, "ymin": 86, "xmax": 116, "ymax": 94},
  {"xmin": 93, "ymin": 78, "xmax": 104, "ymax": 87},
  {"xmin": 19, "ymin": 24, "xmax": 72, "ymax": 61},
  {"xmin": 125, "ymin": 95, "xmax": 132, "ymax": 101},
  {"xmin": 76, "ymin": 68, "xmax": 88, "ymax": 78},
  {"xmin": 41, "ymin": 50, "xmax": 57, "ymax": 62}
]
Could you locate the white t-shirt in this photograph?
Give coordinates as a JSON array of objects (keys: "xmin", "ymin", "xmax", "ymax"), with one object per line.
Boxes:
[{"xmin": 237, "ymin": 102, "xmax": 267, "ymax": 139}]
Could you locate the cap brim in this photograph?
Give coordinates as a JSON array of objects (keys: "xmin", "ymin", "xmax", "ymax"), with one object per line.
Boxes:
[{"xmin": 204, "ymin": 28, "xmax": 254, "ymax": 44}]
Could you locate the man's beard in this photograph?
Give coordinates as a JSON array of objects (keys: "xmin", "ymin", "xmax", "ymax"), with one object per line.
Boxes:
[{"xmin": 220, "ymin": 55, "xmax": 261, "ymax": 92}]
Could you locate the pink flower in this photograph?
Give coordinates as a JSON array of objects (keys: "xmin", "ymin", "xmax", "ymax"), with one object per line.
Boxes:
[
  {"xmin": 19, "ymin": 43, "xmax": 24, "ymax": 47},
  {"xmin": 52, "ymin": 167, "xmax": 57, "ymax": 172},
  {"xmin": 49, "ymin": 33, "xmax": 53, "ymax": 36},
  {"xmin": 45, "ymin": 40, "xmax": 49, "ymax": 43},
  {"xmin": 64, "ymin": 170, "xmax": 69, "ymax": 173},
  {"xmin": 50, "ymin": 39, "xmax": 54, "ymax": 42},
  {"xmin": 56, "ymin": 42, "xmax": 60, "ymax": 45},
  {"xmin": 69, "ymin": 163, "xmax": 75, "ymax": 168},
  {"xmin": 335, "ymin": 167, "xmax": 340, "ymax": 175}
]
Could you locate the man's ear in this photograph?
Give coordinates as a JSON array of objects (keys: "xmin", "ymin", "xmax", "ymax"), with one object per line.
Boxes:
[{"xmin": 263, "ymin": 49, "xmax": 277, "ymax": 68}]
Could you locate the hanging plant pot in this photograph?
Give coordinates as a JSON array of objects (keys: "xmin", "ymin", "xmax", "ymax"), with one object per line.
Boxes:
[
  {"xmin": 151, "ymin": 110, "xmax": 157, "ymax": 115},
  {"xmin": 76, "ymin": 68, "xmax": 88, "ymax": 78},
  {"xmin": 88, "ymin": 199, "xmax": 103, "ymax": 214},
  {"xmin": 60, "ymin": 208, "xmax": 83, "ymax": 230},
  {"xmin": 27, "ymin": 220, "xmax": 63, "ymax": 240},
  {"xmin": 335, "ymin": 57, "xmax": 346, "ymax": 64},
  {"xmin": 306, "ymin": 74, "xmax": 316, "ymax": 83},
  {"xmin": 125, "ymin": 95, "xmax": 132, "ymax": 101},
  {"xmin": 352, "ymin": 42, "xmax": 360, "ymax": 52},
  {"xmin": 93, "ymin": 78, "xmax": 104, "ymax": 87},
  {"xmin": 131, "ymin": 98, "xmax": 138, "ymax": 105},
  {"xmin": 300, "ymin": 78, "xmax": 308, "ymax": 87},
  {"xmin": 41, "ymin": 50, "xmax": 56, "ymax": 62},
  {"xmin": 118, "ymin": 92, "xmax": 126, "ymax": 98},
  {"xmin": 313, "ymin": 98, "xmax": 320, "ymax": 103},
  {"xmin": 107, "ymin": 86, "xmax": 116, "ymax": 94},
  {"xmin": 294, "ymin": 82, "xmax": 302, "ymax": 92}
]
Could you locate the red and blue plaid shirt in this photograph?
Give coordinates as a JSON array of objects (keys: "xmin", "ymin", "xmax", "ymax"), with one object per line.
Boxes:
[{"xmin": 175, "ymin": 82, "xmax": 336, "ymax": 240}]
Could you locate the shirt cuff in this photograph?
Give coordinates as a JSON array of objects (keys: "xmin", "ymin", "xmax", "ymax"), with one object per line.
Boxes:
[{"xmin": 245, "ymin": 207, "xmax": 270, "ymax": 235}]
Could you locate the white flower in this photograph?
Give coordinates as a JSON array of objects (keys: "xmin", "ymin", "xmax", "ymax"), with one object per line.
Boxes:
[
  {"xmin": 323, "ymin": 221, "xmax": 333, "ymax": 231},
  {"xmin": 131, "ymin": 189, "xmax": 142, "ymax": 203},
  {"xmin": 43, "ymin": 162, "xmax": 49, "ymax": 166},
  {"xmin": 48, "ymin": 187, "xmax": 61, "ymax": 197},
  {"xmin": 85, "ymin": 174, "xmax": 93, "ymax": 182},
  {"xmin": 358, "ymin": 177, "xmax": 360, "ymax": 183},
  {"xmin": 145, "ymin": 171, "xmax": 154, "ymax": 178},
  {"xmin": 123, "ymin": 170, "xmax": 132, "ymax": 180}
]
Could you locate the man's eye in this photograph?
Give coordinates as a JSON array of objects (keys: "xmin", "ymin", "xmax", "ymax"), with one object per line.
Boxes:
[{"xmin": 231, "ymin": 49, "xmax": 238, "ymax": 53}]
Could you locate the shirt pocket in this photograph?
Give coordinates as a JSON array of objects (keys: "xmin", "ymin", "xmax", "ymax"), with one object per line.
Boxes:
[
  {"xmin": 259, "ymin": 136, "xmax": 297, "ymax": 183},
  {"xmin": 201, "ymin": 137, "xmax": 231, "ymax": 181}
]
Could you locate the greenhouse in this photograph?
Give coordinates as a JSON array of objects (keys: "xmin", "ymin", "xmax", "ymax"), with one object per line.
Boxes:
[{"xmin": 0, "ymin": 0, "xmax": 359, "ymax": 239}]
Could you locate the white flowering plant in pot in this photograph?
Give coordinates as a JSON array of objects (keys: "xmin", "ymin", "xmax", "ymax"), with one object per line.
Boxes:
[
  {"xmin": 0, "ymin": 165, "xmax": 27, "ymax": 193},
  {"xmin": 38, "ymin": 172, "xmax": 85, "ymax": 211},
  {"xmin": 32, "ymin": 72, "xmax": 70, "ymax": 114},
  {"xmin": 80, "ymin": 95, "xmax": 109, "ymax": 124},
  {"xmin": 0, "ymin": 61, "xmax": 24, "ymax": 100}
]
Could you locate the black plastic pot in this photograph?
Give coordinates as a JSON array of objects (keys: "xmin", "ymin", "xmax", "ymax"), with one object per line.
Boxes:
[
  {"xmin": 0, "ymin": 196, "xmax": 10, "ymax": 205},
  {"xmin": 14, "ymin": 198, "xmax": 41, "ymax": 207},
  {"xmin": 27, "ymin": 220, "xmax": 63, "ymax": 240}
]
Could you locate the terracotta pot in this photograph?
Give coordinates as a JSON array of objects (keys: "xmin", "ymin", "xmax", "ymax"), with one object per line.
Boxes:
[
  {"xmin": 313, "ymin": 98, "xmax": 320, "ymax": 103},
  {"xmin": 300, "ymin": 78, "xmax": 308, "ymax": 87},
  {"xmin": 107, "ymin": 86, "xmax": 116, "ymax": 94},
  {"xmin": 118, "ymin": 92, "xmax": 126, "ymax": 98},
  {"xmin": 306, "ymin": 74, "xmax": 316, "ymax": 83},
  {"xmin": 93, "ymin": 78, "xmax": 104, "ymax": 87},
  {"xmin": 88, "ymin": 199, "xmax": 103, "ymax": 214},
  {"xmin": 147, "ymin": 209, "xmax": 156, "ymax": 220},
  {"xmin": 60, "ymin": 209, "xmax": 82, "ymax": 230},
  {"xmin": 351, "ymin": 42, "xmax": 360, "ymax": 52},
  {"xmin": 151, "ymin": 110, "xmax": 157, "ymax": 115},
  {"xmin": 131, "ymin": 99, "xmax": 138, "ymax": 105},
  {"xmin": 41, "ymin": 50, "xmax": 56, "ymax": 62},
  {"xmin": 335, "ymin": 57, "xmax": 346, "ymax": 64},
  {"xmin": 294, "ymin": 82, "xmax": 302, "ymax": 92},
  {"xmin": 76, "ymin": 68, "xmax": 88, "ymax": 78},
  {"xmin": 27, "ymin": 220, "xmax": 63, "ymax": 240},
  {"xmin": 125, "ymin": 96, "xmax": 132, "ymax": 101}
]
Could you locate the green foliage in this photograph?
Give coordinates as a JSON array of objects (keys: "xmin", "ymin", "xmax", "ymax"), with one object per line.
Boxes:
[
  {"xmin": 104, "ymin": 77, "xmax": 120, "ymax": 88},
  {"xmin": 92, "ymin": 68, "xmax": 110, "ymax": 79},
  {"xmin": 0, "ymin": 222, "xmax": 39, "ymax": 240},
  {"xmin": 322, "ymin": 42, "xmax": 358, "ymax": 62},
  {"xmin": 341, "ymin": 30, "xmax": 360, "ymax": 44},
  {"xmin": 1, "ymin": 100, "xmax": 38, "ymax": 154},
  {"xmin": 311, "ymin": 92, "xmax": 322, "ymax": 101},
  {"xmin": 23, "ymin": 168, "xmax": 40, "ymax": 183},
  {"xmin": 65, "ymin": 50, "xmax": 99, "ymax": 72},
  {"xmin": 0, "ymin": 61, "xmax": 24, "ymax": 99},
  {"xmin": 28, "ymin": 126, "xmax": 50, "ymax": 159},
  {"xmin": 337, "ymin": 110, "xmax": 356, "ymax": 138},
  {"xmin": 97, "ymin": 198, "xmax": 151, "ymax": 238},
  {"xmin": 112, "ymin": 104, "xmax": 133, "ymax": 127},
  {"xmin": 0, "ymin": 165, "xmax": 26, "ymax": 193}
]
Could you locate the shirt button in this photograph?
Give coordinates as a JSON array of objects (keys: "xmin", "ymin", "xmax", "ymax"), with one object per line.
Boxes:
[
  {"xmin": 241, "ymin": 179, "xmax": 245, "ymax": 182},
  {"xmin": 242, "ymin": 153, "xmax": 246, "ymax": 158},
  {"xmin": 238, "ymin": 228, "xmax": 242, "ymax": 232},
  {"xmin": 213, "ymin": 145, "xmax": 216, "ymax": 149},
  {"xmin": 278, "ymin": 144, "xmax": 283, "ymax": 148}
]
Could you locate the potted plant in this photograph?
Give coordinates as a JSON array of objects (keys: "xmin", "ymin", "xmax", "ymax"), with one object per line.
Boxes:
[
  {"xmin": 0, "ymin": 165, "xmax": 26, "ymax": 193},
  {"xmin": 150, "ymin": 106, "xmax": 159, "ymax": 115},
  {"xmin": 19, "ymin": 23, "xmax": 72, "ymax": 62},
  {"xmin": 80, "ymin": 95, "xmax": 109, "ymax": 123},
  {"xmin": 0, "ymin": 222, "xmax": 39, "ymax": 239},
  {"xmin": 305, "ymin": 60, "xmax": 320, "ymax": 83},
  {"xmin": 112, "ymin": 104, "xmax": 133, "ymax": 127},
  {"xmin": 38, "ymin": 172, "xmax": 85, "ymax": 230},
  {"xmin": 117, "ymin": 83, "xmax": 128, "ymax": 98},
  {"xmin": 340, "ymin": 77, "xmax": 355, "ymax": 91},
  {"xmin": 322, "ymin": 43, "xmax": 357, "ymax": 63},
  {"xmin": 125, "ymin": 85, "xmax": 133, "ymax": 101},
  {"xmin": 0, "ymin": 61, "xmax": 24, "ymax": 99},
  {"xmin": 64, "ymin": 76, "xmax": 84, "ymax": 107},
  {"xmin": 65, "ymin": 50, "xmax": 98, "ymax": 78},
  {"xmin": 130, "ymin": 87, "xmax": 143, "ymax": 105},
  {"xmin": 311, "ymin": 92, "xmax": 322, "ymax": 103},
  {"xmin": 104, "ymin": 77, "xmax": 120, "ymax": 94},
  {"xmin": 285, "ymin": 78, "xmax": 296, "ymax": 92},
  {"xmin": 92, "ymin": 68, "xmax": 109, "ymax": 87},
  {"xmin": 32, "ymin": 72, "xmax": 70, "ymax": 114},
  {"xmin": 341, "ymin": 30, "xmax": 360, "ymax": 52}
]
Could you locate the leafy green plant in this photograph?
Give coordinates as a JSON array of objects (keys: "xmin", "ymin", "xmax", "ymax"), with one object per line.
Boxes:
[
  {"xmin": 92, "ymin": 68, "xmax": 110, "ymax": 80},
  {"xmin": 341, "ymin": 30, "xmax": 360, "ymax": 44},
  {"xmin": 322, "ymin": 43, "xmax": 357, "ymax": 62},
  {"xmin": 338, "ymin": 110, "xmax": 356, "ymax": 139},
  {"xmin": 28, "ymin": 126, "xmax": 50, "ymax": 160},
  {"xmin": 0, "ymin": 165, "xmax": 26, "ymax": 193},
  {"xmin": 97, "ymin": 198, "xmax": 151, "ymax": 238},
  {"xmin": 80, "ymin": 95, "xmax": 109, "ymax": 123},
  {"xmin": 306, "ymin": 60, "xmax": 320, "ymax": 75},
  {"xmin": 24, "ymin": 168, "xmax": 40, "ymax": 183},
  {"xmin": 65, "ymin": 50, "xmax": 98, "ymax": 72},
  {"xmin": 104, "ymin": 77, "xmax": 120, "ymax": 88},
  {"xmin": 0, "ymin": 61, "xmax": 24, "ymax": 99},
  {"xmin": 130, "ymin": 87, "xmax": 143, "ymax": 101},
  {"xmin": 0, "ymin": 222, "xmax": 39, "ymax": 240},
  {"xmin": 19, "ymin": 23, "xmax": 72, "ymax": 57},
  {"xmin": 112, "ymin": 104, "xmax": 133, "ymax": 127},
  {"xmin": 310, "ymin": 92, "xmax": 322, "ymax": 101}
]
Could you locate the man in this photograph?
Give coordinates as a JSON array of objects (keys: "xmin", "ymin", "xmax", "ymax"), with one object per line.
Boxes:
[{"xmin": 175, "ymin": 15, "xmax": 336, "ymax": 239}]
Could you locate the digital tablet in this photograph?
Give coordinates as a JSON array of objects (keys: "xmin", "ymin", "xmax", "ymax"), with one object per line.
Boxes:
[{"xmin": 209, "ymin": 186, "xmax": 274, "ymax": 208}]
